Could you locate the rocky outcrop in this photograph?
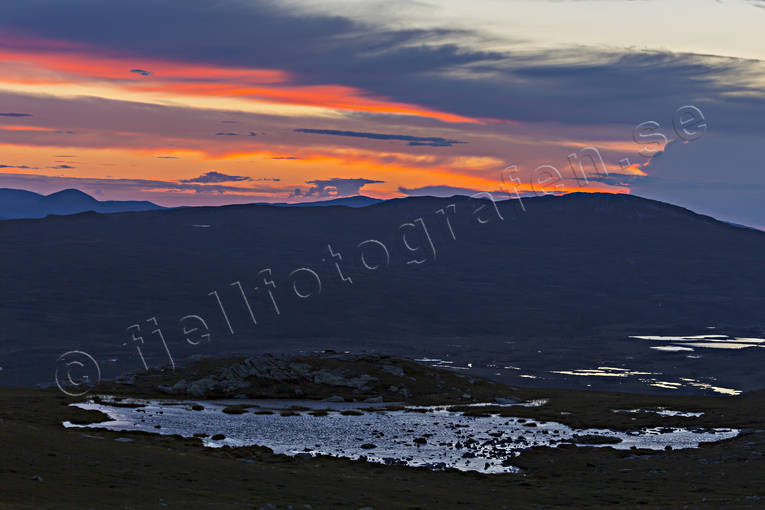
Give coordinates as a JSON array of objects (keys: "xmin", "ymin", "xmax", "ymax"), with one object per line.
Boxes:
[
  {"xmin": 117, "ymin": 351, "xmax": 513, "ymax": 404},
  {"xmin": 156, "ymin": 354, "xmax": 380, "ymax": 398}
]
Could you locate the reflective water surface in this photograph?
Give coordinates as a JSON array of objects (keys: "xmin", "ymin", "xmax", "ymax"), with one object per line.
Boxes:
[{"xmin": 65, "ymin": 398, "xmax": 739, "ymax": 474}]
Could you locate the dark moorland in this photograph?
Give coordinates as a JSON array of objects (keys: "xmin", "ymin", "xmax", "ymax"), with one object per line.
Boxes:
[
  {"xmin": 1, "ymin": 379, "xmax": 763, "ymax": 509},
  {"xmin": 1, "ymin": 193, "xmax": 764, "ymax": 509}
]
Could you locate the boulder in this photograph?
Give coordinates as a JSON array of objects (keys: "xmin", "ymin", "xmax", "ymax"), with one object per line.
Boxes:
[
  {"xmin": 381, "ymin": 365, "xmax": 405, "ymax": 377},
  {"xmin": 496, "ymin": 397, "xmax": 521, "ymax": 405}
]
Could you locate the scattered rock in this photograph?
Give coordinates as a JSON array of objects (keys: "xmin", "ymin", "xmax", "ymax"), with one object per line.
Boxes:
[
  {"xmin": 114, "ymin": 373, "xmax": 136, "ymax": 385},
  {"xmin": 211, "ymin": 434, "xmax": 226, "ymax": 441},
  {"xmin": 572, "ymin": 434, "xmax": 622, "ymax": 445},
  {"xmin": 381, "ymin": 365, "xmax": 405, "ymax": 377},
  {"xmin": 495, "ymin": 397, "xmax": 521, "ymax": 405},
  {"xmin": 189, "ymin": 376, "xmax": 231, "ymax": 397}
]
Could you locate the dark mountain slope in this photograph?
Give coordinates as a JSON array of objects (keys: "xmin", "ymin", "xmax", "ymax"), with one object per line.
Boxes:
[{"xmin": 0, "ymin": 193, "xmax": 763, "ymax": 388}]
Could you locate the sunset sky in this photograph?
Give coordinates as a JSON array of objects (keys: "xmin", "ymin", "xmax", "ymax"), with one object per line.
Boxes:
[{"xmin": 0, "ymin": 0, "xmax": 763, "ymax": 226}]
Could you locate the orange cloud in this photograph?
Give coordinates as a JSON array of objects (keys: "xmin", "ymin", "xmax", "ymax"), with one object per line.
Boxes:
[
  {"xmin": 0, "ymin": 124, "xmax": 57, "ymax": 132},
  {"xmin": 0, "ymin": 37, "xmax": 480, "ymax": 124},
  {"xmin": 0, "ymin": 34, "xmax": 633, "ymax": 204}
]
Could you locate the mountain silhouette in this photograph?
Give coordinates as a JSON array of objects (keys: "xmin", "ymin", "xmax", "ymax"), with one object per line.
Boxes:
[
  {"xmin": 0, "ymin": 188, "xmax": 163, "ymax": 219},
  {"xmin": 254, "ymin": 196, "xmax": 383, "ymax": 208}
]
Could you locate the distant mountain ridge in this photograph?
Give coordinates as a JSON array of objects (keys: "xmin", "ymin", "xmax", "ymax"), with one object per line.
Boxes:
[
  {"xmin": 253, "ymin": 196, "xmax": 384, "ymax": 208},
  {"xmin": 0, "ymin": 188, "xmax": 164, "ymax": 219}
]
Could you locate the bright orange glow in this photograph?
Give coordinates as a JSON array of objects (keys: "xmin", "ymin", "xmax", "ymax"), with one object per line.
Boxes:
[
  {"xmin": 0, "ymin": 125, "xmax": 57, "ymax": 132},
  {"xmin": 622, "ymin": 161, "xmax": 649, "ymax": 176},
  {"xmin": 0, "ymin": 34, "xmax": 633, "ymax": 205},
  {"xmin": 137, "ymin": 82, "xmax": 478, "ymax": 123},
  {"xmin": 0, "ymin": 39, "xmax": 481, "ymax": 124}
]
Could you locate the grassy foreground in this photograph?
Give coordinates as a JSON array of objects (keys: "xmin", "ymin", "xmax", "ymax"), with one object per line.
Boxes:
[{"xmin": 1, "ymin": 382, "xmax": 763, "ymax": 509}]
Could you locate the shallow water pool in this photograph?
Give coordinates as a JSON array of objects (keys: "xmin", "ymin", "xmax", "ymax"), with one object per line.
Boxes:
[{"xmin": 65, "ymin": 398, "xmax": 739, "ymax": 474}]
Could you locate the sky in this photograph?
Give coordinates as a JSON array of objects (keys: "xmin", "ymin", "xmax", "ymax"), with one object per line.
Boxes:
[{"xmin": 0, "ymin": 0, "xmax": 763, "ymax": 226}]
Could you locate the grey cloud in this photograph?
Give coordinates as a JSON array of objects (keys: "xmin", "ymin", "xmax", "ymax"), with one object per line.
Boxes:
[
  {"xmin": 408, "ymin": 141, "xmax": 459, "ymax": 147},
  {"xmin": 573, "ymin": 172, "xmax": 644, "ymax": 187},
  {"xmin": 0, "ymin": 164, "xmax": 37, "ymax": 169},
  {"xmin": 398, "ymin": 184, "xmax": 483, "ymax": 197},
  {"xmin": 181, "ymin": 171, "xmax": 252, "ymax": 184},
  {"xmin": 0, "ymin": 1, "xmax": 762, "ymax": 133},
  {"xmin": 129, "ymin": 68, "xmax": 152, "ymax": 76},
  {"xmin": 300, "ymin": 177, "xmax": 383, "ymax": 197},
  {"xmin": 629, "ymin": 135, "xmax": 765, "ymax": 227},
  {"xmin": 294, "ymin": 129, "xmax": 466, "ymax": 147},
  {"xmin": 0, "ymin": 112, "xmax": 32, "ymax": 117},
  {"xmin": 215, "ymin": 132, "xmax": 238, "ymax": 136}
]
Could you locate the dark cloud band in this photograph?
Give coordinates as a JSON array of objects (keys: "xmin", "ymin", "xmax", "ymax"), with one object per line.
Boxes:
[
  {"xmin": 295, "ymin": 177, "xmax": 383, "ymax": 198},
  {"xmin": 181, "ymin": 171, "xmax": 251, "ymax": 184},
  {"xmin": 0, "ymin": 1, "xmax": 762, "ymax": 132},
  {"xmin": 294, "ymin": 129, "xmax": 466, "ymax": 147}
]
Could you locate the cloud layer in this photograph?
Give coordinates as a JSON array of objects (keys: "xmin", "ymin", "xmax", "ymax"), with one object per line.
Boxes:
[{"xmin": 0, "ymin": 0, "xmax": 762, "ymax": 224}]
